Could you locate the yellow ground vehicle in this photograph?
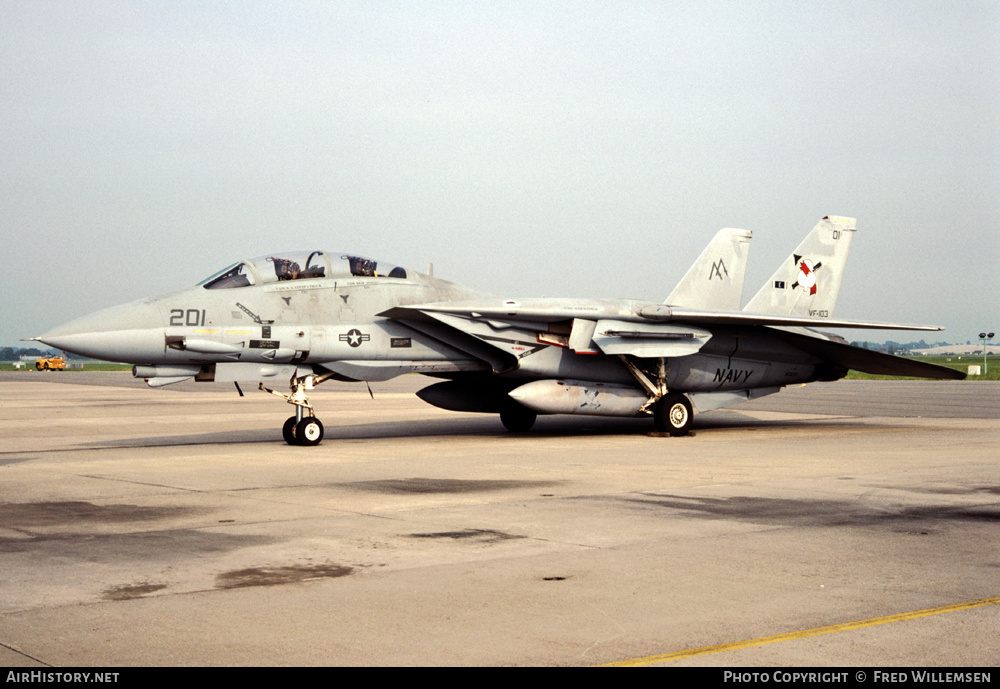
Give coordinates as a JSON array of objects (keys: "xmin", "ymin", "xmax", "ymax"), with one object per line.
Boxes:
[{"xmin": 35, "ymin": 357, "xmax": 66, "ymax": 371}]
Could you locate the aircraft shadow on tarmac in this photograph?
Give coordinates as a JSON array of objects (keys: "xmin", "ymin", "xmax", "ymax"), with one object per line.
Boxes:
[
  {"xmin": 75, "ymin": 411, "xmax": 875, "ymax": 449},
  {"xmin": 612, "ymin": 492, "xmax": 1000, "ymax": 530}
]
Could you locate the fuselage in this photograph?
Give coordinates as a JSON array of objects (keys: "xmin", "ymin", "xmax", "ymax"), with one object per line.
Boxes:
[{"xmin": 38, "ymin": 249, "xmax": 833, "ymax": 402}]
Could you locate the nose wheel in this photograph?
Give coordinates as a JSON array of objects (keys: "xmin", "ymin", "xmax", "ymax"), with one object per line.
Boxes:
[
  {"xmin": 282, "ymin": 416, "xmax": 298, "ymax": 444},
  {"xmin": 283, "ymin": 415, "xmax": 324, "ymax": 446}
]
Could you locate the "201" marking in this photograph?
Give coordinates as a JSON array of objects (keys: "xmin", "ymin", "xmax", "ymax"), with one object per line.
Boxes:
[{"xmin": 169, "ymin": 309, "xmax": 206, "ymax": 327}]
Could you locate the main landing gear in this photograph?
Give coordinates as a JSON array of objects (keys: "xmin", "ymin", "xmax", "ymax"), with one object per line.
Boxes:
[
  {"xmin": 620, "ymin": 355, "xmax": 694, "ymax": 437},
  {"xmin": 262, "ymin": 372, "xmax": 336, "ymax": 446},
  {"xmin": 652, "ymin": 392, "xmax": 693, "ymax": 437}
]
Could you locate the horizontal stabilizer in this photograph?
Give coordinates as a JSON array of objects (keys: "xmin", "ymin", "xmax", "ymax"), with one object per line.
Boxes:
[{"xmin": 773, "ymin": 330, "xmax": 966, "ymax": 380}]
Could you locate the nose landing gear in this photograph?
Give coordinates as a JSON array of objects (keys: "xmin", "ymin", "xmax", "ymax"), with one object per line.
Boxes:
[{"xmin": 262, "ymin": 372, "xmax": 335, "ymax": 446}]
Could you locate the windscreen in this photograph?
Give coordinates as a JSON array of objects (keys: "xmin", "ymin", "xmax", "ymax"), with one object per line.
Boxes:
[{"xmin": 200, "ymin": 262, "xmax": 256, "ymax": 289}]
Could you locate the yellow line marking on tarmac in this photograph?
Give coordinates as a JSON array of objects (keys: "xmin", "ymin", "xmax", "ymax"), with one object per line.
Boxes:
[{"xmin": 600, "ymin": 596, "xmax": 1000, "ymax": 667}]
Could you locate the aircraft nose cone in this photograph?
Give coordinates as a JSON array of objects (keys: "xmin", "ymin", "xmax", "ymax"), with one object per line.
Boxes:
[{"xmin": 36, "ymin": 300, "xmax": 165, "ymax": 363}]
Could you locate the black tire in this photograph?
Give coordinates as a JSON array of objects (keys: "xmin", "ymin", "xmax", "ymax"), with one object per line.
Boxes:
[
  {"xmin": 295, "ymin": 416, "xmax": 324, "ymax": 446},
  {"xmin": 282, "ymin": 416, "xmax": 299, "ymax": 445},
  {"xmin": 654, "ymin": 393, "xmax": 693, "ymax": 436},
  {"xmin": 500, "ymin": 402, "xmax": 537, "ymax": 433}
]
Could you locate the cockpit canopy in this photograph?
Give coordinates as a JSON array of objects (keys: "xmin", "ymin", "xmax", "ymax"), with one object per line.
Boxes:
[{"xmin": 199, "ymin": 251, "xmax": 408, "ymax": 290}]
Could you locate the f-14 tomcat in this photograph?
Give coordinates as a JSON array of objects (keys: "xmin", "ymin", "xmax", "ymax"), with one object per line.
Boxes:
[{"xmin": 33, "ymin": 216, "xmax": 964, "ymax": 445}]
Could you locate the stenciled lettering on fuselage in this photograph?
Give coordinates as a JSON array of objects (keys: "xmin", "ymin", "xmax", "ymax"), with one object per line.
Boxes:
[
  {"xmin": 714, "ymin": 368, "xmax": 754, "ymax": 384},
  {"xmin": 479, "ymin": 334, "xmax": 547, "ymax": 359}
]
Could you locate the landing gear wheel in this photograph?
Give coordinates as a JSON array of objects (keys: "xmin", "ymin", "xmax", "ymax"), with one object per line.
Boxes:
[
  {"xmin": 295, "ymin": 417, "xmax": 324, "ymax": 446},
  {"xmin": 282, "ymin": 416, "xmax": 299, "ymax": 445},
  {"xmin": 654, "ymin": 393, "xmax": 693, "ymax": 436},
  {"xmin": 500, "ymin": 402, "xmax": 537, "ymax": 433}
]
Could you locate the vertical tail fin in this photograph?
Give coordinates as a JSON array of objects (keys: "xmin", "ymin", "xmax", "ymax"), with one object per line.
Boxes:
[
  {"xmin": 743, "ymin": 216, "xmax": 855, "ymax": 317},
  {"xmin": 665, "ymin": 228, "xmax": 752, "ymax": 311}
]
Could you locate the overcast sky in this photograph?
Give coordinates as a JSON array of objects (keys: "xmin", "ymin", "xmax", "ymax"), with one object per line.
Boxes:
[{"xmin": 3, "ymin": 1, "xmax": 998, "ymax": 347}]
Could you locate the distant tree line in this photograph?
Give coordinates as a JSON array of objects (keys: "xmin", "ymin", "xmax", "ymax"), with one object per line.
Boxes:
[{"xmin": 846, "ymin": 340, "xmax": 950, "ymax": 354}]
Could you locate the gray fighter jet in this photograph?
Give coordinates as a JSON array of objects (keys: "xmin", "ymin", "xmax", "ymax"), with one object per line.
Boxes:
[{"xmin": 33, "ymin": 216, "xmax": 964, "ymax": 445}]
